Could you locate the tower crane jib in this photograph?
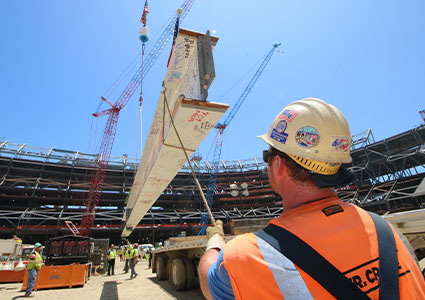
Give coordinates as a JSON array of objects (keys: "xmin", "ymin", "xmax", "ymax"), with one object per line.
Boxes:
[{"xmin": 217, "ymin": 43, "xmax": 281, "ymax": 129}]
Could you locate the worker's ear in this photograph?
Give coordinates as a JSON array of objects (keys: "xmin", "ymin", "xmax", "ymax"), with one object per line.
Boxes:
[{"xmin": 272, "ymin": 155, "xmax": 288, "ymax": 179}]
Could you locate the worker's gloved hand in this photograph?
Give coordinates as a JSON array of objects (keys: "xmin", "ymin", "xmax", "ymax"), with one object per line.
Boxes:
[
  {"xmin": 206, "ymin": 220, "xmax": 225, "ymax": 251},
  {"xmin": 206, "ymin": 220, "xmax": 224, "ymax": 238}
]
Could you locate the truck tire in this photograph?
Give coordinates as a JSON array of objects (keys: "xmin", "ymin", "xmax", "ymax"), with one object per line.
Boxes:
[
  {"xmin": 184, "ymin": 258, "xmax": 197, "ymax": 289},
  {"xmin": 172, "ymin": 258, "xmax": 186, "ymax": 291},
  {"xmin": 156, "ymin": 256, "xmax": 167, "ymax": 280}
]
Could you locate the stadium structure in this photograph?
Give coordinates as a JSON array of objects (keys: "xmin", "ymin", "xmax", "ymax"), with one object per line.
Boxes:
[{"xmin": 0, "ymin": 125, "xmax": 424, "ymax": 245}]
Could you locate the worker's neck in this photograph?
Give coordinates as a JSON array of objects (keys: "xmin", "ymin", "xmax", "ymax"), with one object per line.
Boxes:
[{"xmin": 281, "ymin": 185, "xmax": 336, "ymax": 211}]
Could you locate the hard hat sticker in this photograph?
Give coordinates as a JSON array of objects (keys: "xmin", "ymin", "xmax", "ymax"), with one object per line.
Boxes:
[
  {"xmin": 275, "ymin": 120, "xmax": 288, "ymax": 133},
  {"xmin": 270, "ymin": 120, "xmax": 288, "ymax": 144},
  {"xmin": 330, "ymin": 136, "xmax": 350, "ymax": 152},
  {"xmin": 295, "ymin": 126, "xmax": 320, "ymax": 148},
  {"xmin": 278, "ymin": 109, "xmax": 299, "ymax": 123}
]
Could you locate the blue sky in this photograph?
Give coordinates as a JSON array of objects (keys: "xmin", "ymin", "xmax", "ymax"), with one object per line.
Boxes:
[{"xmin": 1, "ymin": 0, "xmax": 424, "ymax": 163}]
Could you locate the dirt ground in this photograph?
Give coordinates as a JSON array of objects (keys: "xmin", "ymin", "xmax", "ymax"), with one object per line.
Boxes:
[{"xmin": 0, "ymin": 259, "xmax": 206, "ymax": 300}]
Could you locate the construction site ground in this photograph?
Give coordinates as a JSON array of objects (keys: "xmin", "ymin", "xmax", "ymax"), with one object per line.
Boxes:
[{"xmin": 0, "ymin": 259, "xmax": 206, "ymax": 300}]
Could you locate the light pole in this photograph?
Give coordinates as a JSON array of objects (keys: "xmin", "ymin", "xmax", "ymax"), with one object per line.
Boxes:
[{"xmin": 230, "ymin": 182, "xmax": 249, "ymax": 210}]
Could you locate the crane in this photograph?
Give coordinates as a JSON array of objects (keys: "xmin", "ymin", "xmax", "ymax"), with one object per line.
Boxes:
[
  {"xmin": 199, "ymin": 43, "xmax": 281, "ymax": 234},
  {"xmin": 79, "ymin": 0, "xmax": 196, "ymax": 236}
]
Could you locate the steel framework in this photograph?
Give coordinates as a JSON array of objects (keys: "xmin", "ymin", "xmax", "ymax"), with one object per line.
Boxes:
[{"xmin": 0, "ymin": 125, "xmax": 424, "ymax": 242}]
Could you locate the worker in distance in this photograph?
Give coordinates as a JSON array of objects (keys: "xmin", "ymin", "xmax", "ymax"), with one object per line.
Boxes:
[
  {"xmin": 198, "ymin": 98, "xmax": 425, "ymax": 299},
  {"xmin": 25, "ymin": 242, "xmax": 44, "ymax": 298}
]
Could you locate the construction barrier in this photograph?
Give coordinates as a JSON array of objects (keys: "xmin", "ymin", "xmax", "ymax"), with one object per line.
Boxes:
[
  {"xmin": 21, "ymin": 263, "xmax": 89, "ymax": 291},
  {"xmin": 0, "ymin": 269, "xmax": 25, "ymax": 283}
]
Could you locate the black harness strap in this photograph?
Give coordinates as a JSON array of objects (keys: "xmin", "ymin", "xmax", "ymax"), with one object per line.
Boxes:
[{"xmin": 368, "ymin": 212, "xmax": 400, "ymax": 300}]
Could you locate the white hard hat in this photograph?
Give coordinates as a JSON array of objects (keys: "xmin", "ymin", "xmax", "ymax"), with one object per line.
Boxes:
[{"xmin": 258, "ymin": 98, "xmax": 351, "ymax": 175}]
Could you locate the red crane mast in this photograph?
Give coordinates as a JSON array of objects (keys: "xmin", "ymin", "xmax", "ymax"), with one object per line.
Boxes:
[{"xmin": 80, "ymin": 97, "xmax": 120, "ymax": 236}]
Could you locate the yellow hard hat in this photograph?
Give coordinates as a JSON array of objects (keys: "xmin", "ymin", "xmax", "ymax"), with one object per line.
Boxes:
[{"xmin": 258, "ymin": 98, "xmax": 352, "ymax": 175}]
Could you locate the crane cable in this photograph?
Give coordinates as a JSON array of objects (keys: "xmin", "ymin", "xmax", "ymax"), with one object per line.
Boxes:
[
  {"xmin": 162, "ymin": 89, "xmax": 216, "ymax": 227},
  {"xmin": 218, "ymin": 52, "xmax": 268, "ymax": 100},
  {"xmin": 136, "ymin": 42, "xmax": 145, "ymax": 162},
  {"xmin": 137, "ymin": 0, "xmax": 149, "ymax": 161}
]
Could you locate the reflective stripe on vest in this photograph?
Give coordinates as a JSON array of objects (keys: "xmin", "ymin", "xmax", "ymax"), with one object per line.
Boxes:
[{"xmin": 255, "ymin": 235, "xmax": 313, "ymax": 300}]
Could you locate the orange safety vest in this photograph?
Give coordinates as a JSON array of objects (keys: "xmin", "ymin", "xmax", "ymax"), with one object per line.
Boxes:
[{"xmin": 220, "ymin": 197, "xmax": 425, "ymax": 299}]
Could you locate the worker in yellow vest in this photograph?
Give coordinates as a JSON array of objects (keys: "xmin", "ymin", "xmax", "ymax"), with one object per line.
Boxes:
[
  {"xmin": 118, "ymin": 248, "xmax": 124, "ymax": 262},
  {"xmin": 129, "ymin": 243, "xmax": 139, "ymax": 279},
  {"xmin": 25, "ymin": 242, "xmax": 43, "ymax": 298},
  {"xmin": 107, "ymin": 244, "xmax": 117, "ymax": 276},
  {"xmin": 123, "ymin": 245, "xmax": 130, "ymax": 273}
]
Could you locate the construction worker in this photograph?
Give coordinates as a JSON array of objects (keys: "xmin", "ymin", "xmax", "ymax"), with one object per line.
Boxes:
[
  {"xmin": 118, "ymin": 247, "xmax": 123, "ymax": 262},
  {"xmin": 198, "ymin": 98, "xmax": 425, "ymax": 299},
  {"xmin": 147, "ymin": 246, "xmax": 153, "ymax": 268},
  {"xmin": 107, "ymin": 244, "xmax": 117, "ymax": 276},
  {"xmin": 129, "ymin": 243, "xmax": 139, "ymax": 279},
  {"xmin": 25, "ymin": 242, "xmax": 43, "ymax": 298},
  {"xmin": 123, "ymin": 245, "xmax": 130, "ymax": 273}
]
